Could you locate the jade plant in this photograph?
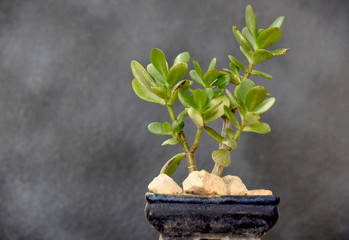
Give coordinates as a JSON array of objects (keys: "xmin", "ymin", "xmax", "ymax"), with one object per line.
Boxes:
[{"xmin": 131, "ymin": 5, "xmax": 288, "ymax": 178}]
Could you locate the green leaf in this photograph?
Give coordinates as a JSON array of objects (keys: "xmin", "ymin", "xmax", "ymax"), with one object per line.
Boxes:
[
  {"xmin": 225, "ymin": 89, "xmax": 242, "ymax": 109},
  {"xmin": 251, "ymin": 97, "xmax": 276, "ymax": 114},
  {"xmin": 240, "ymin": 46, "xmax": 252, "ymax": 62},
  {"xmin": 245, "ymin": 4, "xmax": 258, "ymax": 40},
  {"xmin": 192, "ymin": 60, "xmax": 204, "ymax": 78},
  {"xmin": 229, "ymin": 62, "xmax": 240, "ymax": 76},
  {"xmin": 257, "ymin": 27, "xmax": 282, "ymax": 49},
  {"xmin": 239, "ymin": 79, "xmax": 256, "ymax": 102},
  {"xmin": 189, "ymin": 70, "xmax": 205, "ymax": 87},
  {"xmin": 167, "ymin": 63, "xmax": 188, "ymax": 88},
  {"xmin": 208, "ymin": 58, "xmax": 217, "ymax": 71},
  {"xmin": 168, "ymin": 80, "xmax": 191, "ymax": 105},
  {"xmin": 251, "ymin": 70, "xmax": 273, "ymax": 79},
  {"xmin": 228, "ymin": 55, "xmax": 248, "ymax": 72},
  {"xmin": 252, "ymin": 49, "xmax": 274, "ymax": 65},
  {"xmin": 132, "ymin": 78, "xmax": 166, "ymax": 105},
  {"xmin": 203, "ymin": 95, "xmax": 230, "ymax": 124},
  {"xmin": 232, "ymin": 25, "xmax": 253, "ymax": 56},
  {"xmin": 151, "ymin": 87, "xmax": 169, "ymax": 99},
  {"xmin": 224, "ymin": 106, "xmax": 239, "ymax": 128},
  {"xmin": 188, "ymin": 107, "xmax": 204, "ymax": 128},
  {"xmin": 211, "ymin": 75, "xmax": 230, "ymax": 89},
  {"xmin": 223, "ymin": 68, "xmax": 240, "ymax": 85},
  {"xmin": 161, "ymin": 137, "xmax": 178, "ymax": 146},
  {"xmin": 212, "ymin": 88, "xmax": 225, "ymax": 98},
  {"xmin": 147, "ymin": 64, "xmax": 167, "ymax": 88},
  {"xmin": 212, "ymin": 149, "xmax": 231, "ymax": 167},
  {"xmin": 205, "ymin": 88, "xmax": 213, "ymax": 101},
  {"xmin": 202, "ymin": 100, "xmax": 223, "ymax": 116},
  {"xmin": 258, "ymin": 28, "xmax": 264, "ymax": 35},
  {"xmin": 150, "ymin": 48, "xmax": 168, "ymax": 79},
  {"xmin": 131, "ymin": 61, "xmax": 157, "ymax": 89},
  {"xmin": 160, "ymin": 153, "xmax": 186, "ymax": 176},
  {"xmin": 243, "ymin": 112, "xmax": 260, "ymax": 126},
  {"xmin": 222, "ymin": 138, "xmax": 237, "ymax": 150},
  {"xmin": 162, "ymin": 122, "xmax": 172, "ymax": 134},
  {"xmin": 245, "ymin": 86, "xmax": 267, "ymax": 110},
  {"xmin": 203, "ymin": 69, "xmax": 220, "ymax": 87},
  {"xmin": 234, "ymin": 85, "xmax": 245, "ymax": 110},
  {"xmin": 271, "ymin": 48, "xmax": 289, "ymax": 56},
  {"xmin": 270, "ymin": 16, "xmax": 285, "ymax": 28},
  {"xmin": 174, "ymin": 52, "xmax": 190, "ymax": 65},
  {"xmin": 204, "ymin": 126, "xmax": 223, "ymax": 143},
  {"xmin": 148, "ymin": 122, "xmax": 170, "ymax": 135},
  {"xmin": 193, "ymin": 89, "xmax": 209, "ymax": 112},
  {"xmin": 243, "ymin": 122, "xmax": 271, "ymax": 134},
  {"xmin": 178, "ymin": 90, "xmax": 197, "ymax": 108},
  {"xmin": 172, "ymin": 120, "xmax": 185, "ymax": 134},
  {"xmin": 242, "ymin": 27, "xmax": 257, "ymax": 50},
  {"xmin": 226, "ymin": 129, "xmax": 236, "ymax": 139}
]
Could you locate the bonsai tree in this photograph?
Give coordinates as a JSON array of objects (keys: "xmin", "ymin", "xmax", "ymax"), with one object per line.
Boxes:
[{"xmin": 131, "ymin": 5, "xmax": 288, "ymax": 182}]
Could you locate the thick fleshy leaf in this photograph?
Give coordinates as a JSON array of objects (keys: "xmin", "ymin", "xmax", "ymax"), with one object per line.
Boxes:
[
  {"xmin": 208, "ymin": 58, "xmax": 217, "ymax": 71},
  {"xmin": 174, "ymin": 52, "xmax": 190, "ymax": 65},
  {"xmin": 205, "ymin": 88, "xmax": 213, "ymax": 101},
  {"xmin": 240, "ymin": 46, "xmax": 252, "ymax": 62},
  {"xmin": 226, "ymin": 129, "xmax": 236, "ymax": 139},
  {"xmin": 242, "ymin": 26, "xmax": 257, "ymax": 50},
  {"xmin": 193, "ymin": 89, "xmax": 209, "ymax": 112},
  {"xmin": 204, "ymin": 126, "xmax": 223, "ymax": 143},
  {"xmin": 150, "ymin": 48, "xmax": 168, "ymax": 79},
  {"xmin": 132, "ymin": 78, "xmax": 166, "ymax": 105},
  {"xmin": 148, "ymin": 122, "xmax": 170, "ymax": 135},
  {"xmin": 271, "ymin": 48, "xmax": 289, "ymax": 56},
  {"xmin": 257, "ymin": 27, "xmax": 282, "ymax": 49},
  {"xmin": 222, "ymin": 138, "xmax": 237, "ymax": 150},
  {"xmin": 178, "ymin": 90, "xmax": 197, "ymax": 108},
  {"xmin": 161, "ymin": 137, "xmax": 178, "ymax": 146},
  {"xmin": 202, "ymin": 99, "xmax": 223, "ymax": 116},
  {"xmin": 251, "ymin": 97, "xmax": 276, "ymax": 114},
  {"xmin": 160, "ymin": 153, "xmax": 186, "ymax": 176},
  {"xmin": 225, "ymin": 89, "xmax": 242, "ymax": 109},
  {"xmin": 239, "ymin": 79, "xmax": 256, "ymax": 102},
  {"xmin": 212, "ymin": 88, "xmax": 225, "ymax": 98},
  {"xmin": 251, "ymin": 70, "xmax": 272, "ymax": 79},
  {"xmin": 243, "ymin": 112, "xmax": 260, "ymax": 126},
  {"xmin": 172, "ymin": 120, "xmax": 185, "ymax": 134},
  {"xmin": 232, "ymin": 26, "xmax": 252, "ymax": 56},
  {"xmin": 192, "ymin": 60, "xmax": 204, "ymax": 78},
  {"xmin": 151, "ymin": 87, "xmax": 169, "ymax": 99},
  {"xmin": 131, "ymin": 61, "xmax": 157, "ymax": 89},
  {"xmin": 203, "ymin": 69, "xmax": 220, "ymax": 87},
  {"xmin": 258, "ymin": 29, "xmax": 264, "ymax": 35},
  {"xmin": 212, "ymin": 149, "xmax": 231, "ymax": 167},
  {"xmin": 243, "ymin": 122, "xmax": 271, "ymax": 134},
  {"xmin": 147, "ymin": 64, "xmax": 167, "ymax": 88},
  {"xmin": 224, "ymin": 68, "xmax": 240, "ymax": 85},
  {"xmin": 234, "ymin": 85, "xmax": 245, "ymax": 110},
  {"xmin": 270, "ymin": 16, "xmax": 285, "ymax": 28},
  {"xmin": 203, "ymin": 95, "xmax": 230, "ymax": 124},
  {"xmin": 229, "ymin": 62, "xmax": 240, "ymax": 76},
  {"xmin": 188, "ymin": 107, "xmax": 204, "ymax": 128},
  {"xmin": 224, "ymin": 106, "xmax": 239, "ymax": 128},
  {"xmin": 228, "ymin": 55, "xmax": 247, "ymax": 72},
  {"xmin": 245, "ymin": 4, "xmax": 258, "ymax": 40},
  {"xmin": 252, "ymin": 49, "xmax": 274, "ymax": 65},
  {"xmin": 168, "ymin": 80, "xmax": 191, "ymax": 105},
  {"xmin": 162, "ymin": 122, "xmax": 172, "ymax": 134},
  {"xmin": 167, "ymin": 63, "xmax": 188, "ymax": 88},
  {"xmin": 211, "ymin": 75, "xmax": 230, "ymax": 89},
  {"xmin": 189, "ymin": 70, "xmax": 205, "ymax": 87},
  {"xmin": 245, "ymin": 86, "xmax": 267, "ymax": 110}
]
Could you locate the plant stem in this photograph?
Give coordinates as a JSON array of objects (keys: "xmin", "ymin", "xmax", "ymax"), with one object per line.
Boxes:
[
  {"xmin": 212, "ymin": 117, "xmax": 231, "ymax": 176},
  {"xmin": 167, "ymin": 105, "xmax": 198, "ymax": 173},
  {"xmin": 242, "ymin": 64, "xmax": 254, "ymax": 80},
  {"xmin": 190, "ymin": 127, "xmax": 203, "ymax": 153}
]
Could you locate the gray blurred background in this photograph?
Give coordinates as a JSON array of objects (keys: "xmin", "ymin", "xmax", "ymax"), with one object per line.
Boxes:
[{"xmin": 0, "ymin": 0, "xmax": 348, "ymax": 239}]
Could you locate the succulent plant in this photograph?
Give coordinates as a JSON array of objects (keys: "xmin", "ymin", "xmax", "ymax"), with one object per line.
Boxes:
[{"xmin": 131, "ymin": 4, "xmax": 288, "ymax": 177}]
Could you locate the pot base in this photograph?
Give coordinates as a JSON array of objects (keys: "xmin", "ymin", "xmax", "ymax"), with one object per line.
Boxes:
[{"xmin": 160, "ymin": 235, "xmax": 261, "ymax": 240}]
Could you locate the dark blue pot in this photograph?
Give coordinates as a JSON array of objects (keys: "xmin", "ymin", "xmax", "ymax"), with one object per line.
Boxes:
[{"xmin": 145, "ymin": 192, "xmax": 280, "ymax": 240}]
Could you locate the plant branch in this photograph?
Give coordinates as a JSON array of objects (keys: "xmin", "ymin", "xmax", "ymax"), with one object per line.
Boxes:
[
  {"xmin": 242, "ymin": 63, "xmax": 254, "ymax": 80},
  {"xmin": 190, "ymin": 127, "xmax": 203, "ymax": 153},
  {"xmin": 167, "ymin": 105, "xmax": 177, "ymax": 121}
]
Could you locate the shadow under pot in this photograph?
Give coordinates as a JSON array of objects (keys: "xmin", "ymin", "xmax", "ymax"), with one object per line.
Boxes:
[{"xmin": 145, "ymin": 192, "xmax": 280, "ymax": 240}]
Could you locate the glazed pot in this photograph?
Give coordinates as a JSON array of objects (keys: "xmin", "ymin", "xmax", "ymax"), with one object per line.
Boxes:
[{"xmin": 145, "ymin": 192, "xmax": 280, "ymax": 240}]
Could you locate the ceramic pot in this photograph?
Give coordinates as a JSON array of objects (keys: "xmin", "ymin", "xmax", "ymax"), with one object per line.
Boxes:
[{"xmin": 145, "ymin": 192, "xmax": 280, "ymax": 240}]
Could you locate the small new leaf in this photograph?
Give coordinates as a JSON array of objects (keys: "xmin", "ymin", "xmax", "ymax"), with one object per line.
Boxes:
[
  {"xmin": 150, "ymin": 48, "xmax": 168, "ymax": 79},
  {"xmin": 161, "ymin": 138, "xmax": 178, "ymax": 146},
  {"xmin": 208, "ymin": 58, "xmax": 217, "ymax": 71},
  {"xmin": 189, "ymin": 70, "xmax": 205, "ymax": 87},
  {"xmin": 212, "ymin": 149, "xmax": 231, "ymax": 167},
  {"xmin": 232, "ymin": 25, "xmax": 253, "ymax": 56},
  {"xmin": 148, "ymin": 122, "xmax": 170, "ymax": 135},
  {"xmin": 271, "ymin": 48, "xmax": 289, "ymax": 56},
  {"xmin": 224, "ymin": 106, "xmax": 239, "ymax": 128},
  {"xmin": 251, "ymin": 70, "xmax": 272, "ymax": 79},
  {"xmin": 270, "ymin": 16, "xmax": 285, "ymax": 28},
  {"xmin": 174, "ymin": 52, "xmax": 190, "ymax": 65},
  {"xmin": 228, "ymin": 55, "xmax": 248, "ymax": 72},
  {"xmin": 193, "ymin": 60, "xmax": 204, "ymax": 78}
]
